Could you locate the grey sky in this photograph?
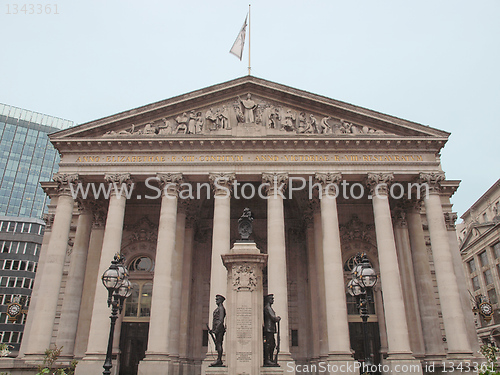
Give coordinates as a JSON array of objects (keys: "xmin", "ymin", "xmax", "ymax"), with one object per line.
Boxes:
[{"xmin": 1, "ymin": 0, "xmax": 498, "ymax": 219}]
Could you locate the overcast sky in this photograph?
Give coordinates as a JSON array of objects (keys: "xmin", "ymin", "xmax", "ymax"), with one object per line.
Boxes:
[{"xmin": 1, "ymin": 0, "xmax": 499, "ymax": 220}]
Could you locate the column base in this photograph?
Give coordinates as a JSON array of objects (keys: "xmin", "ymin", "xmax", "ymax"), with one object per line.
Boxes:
[
  {"xmin": 261, "ymin": 366, "xmax": 285, "ymax": 374},
  {"xmin": 138, "ymin": 354, "xmax": 172, "ymax": 375},
  {"xmin": 382, "ymin": 358, "xmax": 423, "ymax": 375},
  {"xmin": 75, "ymin": 354, "xmax": 119, "ymax": 375}
]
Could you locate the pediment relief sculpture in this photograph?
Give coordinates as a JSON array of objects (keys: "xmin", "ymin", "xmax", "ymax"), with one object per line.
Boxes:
[{"xmin": 102, "ymin": 93, "xmax": 393, "ymax": 138}]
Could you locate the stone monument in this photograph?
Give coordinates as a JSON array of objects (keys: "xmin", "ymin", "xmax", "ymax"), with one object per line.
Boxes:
[{"xmin": 221, "ymin": 209, "xmax": 269, "ymax": 375}]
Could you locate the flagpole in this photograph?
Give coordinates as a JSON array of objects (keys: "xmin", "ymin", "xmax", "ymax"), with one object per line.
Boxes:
[{"xmin": 248, "ymin": 4, "xmax": 251, "ymax": 75}]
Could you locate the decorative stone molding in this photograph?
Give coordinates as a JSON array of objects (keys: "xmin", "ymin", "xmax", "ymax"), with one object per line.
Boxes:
[
  {"xmin": 261, "ymin": 172, "xmax": 288, "ymax": 195},
  {"xmin": 418, "ymin": 172, "xmax": 445, "ymax": 194},
  {"xmin": 42, "ymin": 213, "xmax": 55, "ymax": 230},
  {"xmin": 67, "ymin": 239, "xmax": 74, "ymax": 256},
  {"xmin": 209, "ymin": 172, "xmax": 236, "ymax": 196},
  {"xmin": 232, "ymin": 264, "xmax": 258, "ymax": 292},
  {"xmin": 103, "ymin": 173, "xmax": 134, "ymax": 196},
  {"xmin": 52, "ymin": 173, "xmax": 80, "ymax": 196},
  {"xmin": 365, "ymin": 172, "xmax": 394, "ymax": 195},
  {"xmin": 444, "ymin": 212, "xmax": 458, "ymax": 231},
  {"xmin": 124, "ymin": 216, "xmax": 158, "ymax": 244},
  {"xmin": 157, "ymin": 173, "xmax": 184, "ymax": 196},
  {"xmin": 339, "ymin": 214, "xmax": 376, "ymax": 246}
]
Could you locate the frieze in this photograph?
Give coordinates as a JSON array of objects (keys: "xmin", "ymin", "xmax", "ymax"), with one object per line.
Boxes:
[{"xmin": 102, "ymin": 93, "xmax": 393, "ymax": 138}]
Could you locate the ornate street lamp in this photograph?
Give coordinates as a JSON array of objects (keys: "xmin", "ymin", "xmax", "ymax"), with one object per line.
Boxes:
[
  {"xmin": 347, "ymin": 253, "xmax": 378, "ymax": 371},
  {"xmin": 101, "ymin": 254, "xmax": 132, "ymax": 375}
]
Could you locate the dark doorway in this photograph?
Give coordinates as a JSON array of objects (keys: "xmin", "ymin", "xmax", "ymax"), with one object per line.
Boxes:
[
  {"xmin": 349, "ymin": 322, "xmax": 381, "ymax": 374},
  {"xmin": 119, "ymin": 322, "xmax": 149, "ymax": 375}
]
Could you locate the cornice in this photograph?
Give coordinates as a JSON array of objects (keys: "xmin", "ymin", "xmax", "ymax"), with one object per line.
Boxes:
[{"xmin": 53, "ymin": 136, "xmax": 448, "ymax": 153}]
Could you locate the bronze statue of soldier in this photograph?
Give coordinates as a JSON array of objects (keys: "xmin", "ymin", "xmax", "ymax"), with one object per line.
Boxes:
[
  {"xmin": 208, "ymin": 294, "xmax": 226, "ymax": 367},
  {"xmin": 263, "ymin": 294, "xmax": 281, "ymax": 366}
]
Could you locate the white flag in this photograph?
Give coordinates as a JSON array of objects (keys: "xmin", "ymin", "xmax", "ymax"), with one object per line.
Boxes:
[{"xmin": 229, "ymin": 15, "xmax": 247, "ymax": 60}]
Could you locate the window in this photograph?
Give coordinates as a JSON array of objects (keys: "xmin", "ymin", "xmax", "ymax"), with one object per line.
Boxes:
[
  {"xmin": 488, "ymin": 289, "xmax": 498, "ymax": 305},
  {"xmin": 494, "ymin": 243, "xmax": 500, "ymax": 259},
  {"xmin": 479, "ymin": 251, "xmax": 489, "ymax": 267},
  {"xmin": 129, "ymin": 256, "xmax": 154, "ymax": 272},
  {"xmin": 472, "ymin": 276, "xmax": 481, "ymax": 291},
  {"xmin": 484, "ymin": 269, "xmax": 494, "ymax": 286},
  {"xmin": 124, "ymin": 281, "xmax": 153, "ymax": 319},
  {"xmin": 468, "ymin": 259, "xmax": 476, "ymax": 273}
]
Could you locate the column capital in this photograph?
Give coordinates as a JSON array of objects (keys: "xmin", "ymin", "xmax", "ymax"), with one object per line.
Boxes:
[
  {"xmin": 417, "ymin": 172, "xmax": 445, "ymax": 194},
  {"xmin": 53, "ymin": 173, "xmax": 80, "ymax": 196},
  {"xmin": 104, "ymin": 173, "xmax": 134, "ymax": 196},
  {"xmin": 262, "ymin": 172, "xmax": 288, "ymax": 195},
  {"xmin": 365, "ymin": 172, "xmax": 394, "ymax": 195},
  {"xmin": 42, "ymin": 213, "xmax": 55, "ymax": 230},
  {"xmin": 314, "ymin": 172, "xmax": 342, "ymax": 194},
  {"xmin": 157, "ymin": 173, "xmax": 184, "ymax": 196},
  {"xmin": 392, "ymin": 206, "xmax": 408, "ymax": 228},
  {"xmin": 209, "ymin": 172, "xmax": 236, "ymax": 196},
  {"xmin": 443, "ymin": 212, "xmax": 458, "ymax": 231},
  {"xmin": 89, "ymin": 200, "xmax": 108, "ymax": 228}
]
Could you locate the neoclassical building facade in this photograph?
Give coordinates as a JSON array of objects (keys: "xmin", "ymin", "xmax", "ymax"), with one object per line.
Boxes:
[{"xmin": 4, "ymin": 77, "xmax": 479, "ymax": 374}]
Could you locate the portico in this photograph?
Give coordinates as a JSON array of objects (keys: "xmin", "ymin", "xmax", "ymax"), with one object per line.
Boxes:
[{"xmin": 13, "ymin": 77, "xmax": 479, "ymax": 375}]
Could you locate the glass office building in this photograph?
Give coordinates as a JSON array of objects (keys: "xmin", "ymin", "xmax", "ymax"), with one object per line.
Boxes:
[
  {"xmin": 0, "ymin": 103, "xmax": 74, "ymax": 219},
  {"xmin": 0, "ymin": 104, "xmax": 74, "ymax": 353}
]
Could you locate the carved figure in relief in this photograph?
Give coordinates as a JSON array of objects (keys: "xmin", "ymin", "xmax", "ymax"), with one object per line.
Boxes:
[
  {"xmin": 143, "ymin": 122, "xmax": 156, "ymax": 135},
  {"xmin": 321, "ymin": 116, "xmax": 333, "ymax": 134},
  {"xmin": 175, "ymin": 113, "xmax": 189, "ymax": 134},
  {"xmin": 196, "ymin": 112, "xmax": 204, "ymax": 133},
  {"xmin": 297, "ymin": 112, "xmax": 308, "ymax": 133},
  {"xmin": 188, "ymin": 110, "xmax": 197, "ymax": 134},
  {"xmin": 309, "ymin": 114, "xmax": 319, "ymax": 134},
  {"xmin": 263, "ymin": 294, "xmax": 281, "ymax": 366},
  {"xmin": 205, "ymin": 108, "xmax": 218, "ymax": 131},
  {"xmin": 268, "ymin": 107, "xmax": 281, "ymax": 129},
  {"xmin": 208, "ymin": 294, "xmax": 226, "ymax": 367},
  {"xmin": 158, "ymin": 118, "xmax": 173, "ymax": 135},
  {"xmin": 217, "ymin": 105, "xmax": 230, "ymax": 129},
  {"xmin": 238, "ymin": 93, "xmax": 257, "ymax": 123},
  {"xmin": 281, "ymin": 110, "xmax": 296, "ymax": 132}
]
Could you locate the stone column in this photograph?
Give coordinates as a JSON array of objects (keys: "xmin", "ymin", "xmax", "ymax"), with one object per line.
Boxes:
[
  {"xmin": 179, "ymin": 211, "xmax": 195, "ymax": 367},
  {"xmin": 262, "ymin": 172, "xmax": 293, "ymax": 364},
  {"xmin": 304, "ymin": 207, "xmax": 320, "ymax": 363},
  {"xmin": 314, "ymin": 173, "xmax": 353, "ymax": 365},
  {"xmin": 313, "ymin": 203, "xmax": 329, "ymax": 360},
  {"xmin": 207, "ymin": 173, "xmax": 235, "ymax": 333},
  {"xmin": 444, "ymin": 212, "xmax": 480, "ymax": 353},
  {"xmin": 392, "ymin": 206, "xmax": 425, "ymax": 358},
  {"xmin": 419, "ymin": 172, "xmax": 473, "ymax": 356},
  {"xmin": 365, "ymin": 173, "xmax": 415, "ymax": 364},
  {"xmin": 139, "ymin": 173, "xmax": 183, "ymax": 373},
  {"xmin": 406, "ymin": 200, "xmax": 445, "ymax": 359},
  {"xmin": 57, "ymin": 199, "xmax": 93, "ymax": 358},
  {"xmin": 24, "ymin": 173, "xmax": 79, "ymax": 358},
  {"xmin": 18, "ymin": 211, "xmax": 55, "ymax": 357},
  {"xmin": 76, "ymin": 173, "xmax": 133, "ymax": 375},
  {"xmin": 74, "ymin": 202, "xmax": 107, "ymax": 358},
  {"xmin": 168, "ymin": 198, "xmax": 188, "ymax": 374}
]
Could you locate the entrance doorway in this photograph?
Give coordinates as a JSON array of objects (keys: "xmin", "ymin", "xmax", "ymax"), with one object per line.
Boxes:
[
  {"xmin": 119, "ymin": 322, "xmax": 149, "ymax": 375},
  {"xmin": 348, "ymin": 322, "xmax": 381, "ymax": 374}
]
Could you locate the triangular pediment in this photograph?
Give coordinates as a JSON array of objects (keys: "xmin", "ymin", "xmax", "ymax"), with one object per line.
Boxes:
[{"xmin": 51, "ymin": 76, "xmax": 450, "ymax": 141}]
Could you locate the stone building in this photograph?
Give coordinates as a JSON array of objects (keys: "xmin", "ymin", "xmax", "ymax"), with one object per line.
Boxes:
[
  {"xmin": 459, "ymin": 179, "xmax": 500, "ymax": 345},
  {"xmin": 3, "ymin": 77, "xmax": 479, "ymax": 374}
]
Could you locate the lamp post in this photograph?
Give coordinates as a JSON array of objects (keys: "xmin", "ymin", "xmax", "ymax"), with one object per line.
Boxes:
[
  {"xmin": 347, "ymin": 253, "xmax": 377, "ymax": 371},
  {"xmin": 101, "ymin": 254, "xmax": 132, "ymax": 375}
]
